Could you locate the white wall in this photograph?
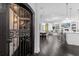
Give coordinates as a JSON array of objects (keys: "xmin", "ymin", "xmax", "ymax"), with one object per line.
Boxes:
[{"xmin": 28, "ymin": 3, "xmax": 40, "ymax": 53}]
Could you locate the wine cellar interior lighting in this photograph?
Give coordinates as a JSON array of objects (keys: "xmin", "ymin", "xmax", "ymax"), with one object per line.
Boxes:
[{"xmin": 9, "ymin": 3, "xmax": 32, "ymax": 56}]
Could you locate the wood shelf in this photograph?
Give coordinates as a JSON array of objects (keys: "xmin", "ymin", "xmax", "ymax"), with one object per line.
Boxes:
[{"xmin": 20, "ymin": 17, "xmax": 30, "ymax": 20}]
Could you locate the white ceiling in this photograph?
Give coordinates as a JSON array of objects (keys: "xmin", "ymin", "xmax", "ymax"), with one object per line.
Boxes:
[
  {"xmin": 36, "ymin": 3, "xmax": 79, "ymax": 22},
  {"xmin": 29, "ymin": 3, "xmax": 79, "ymax": 22}
]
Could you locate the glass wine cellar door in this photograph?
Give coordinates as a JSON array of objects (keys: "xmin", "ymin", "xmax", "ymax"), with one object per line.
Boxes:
[{"xmin": 9, "ymin": 4, "xmax": 34, "ymax": 56}]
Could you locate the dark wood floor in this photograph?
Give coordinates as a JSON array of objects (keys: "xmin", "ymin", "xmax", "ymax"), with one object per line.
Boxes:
[
  {"xmin": 12, "ymin": 44, "xmax": 79, "ymax": 56},
  {"xmin": 35, "ymin": 45, "xmax": 79, "ymax": 56},
  {"xmin": 67, "ymin": 45, "xmax": 79, "ymax": 56}
]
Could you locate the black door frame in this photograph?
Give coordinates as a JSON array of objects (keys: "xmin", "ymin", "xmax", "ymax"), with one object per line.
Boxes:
[
  {"xmin": 17, "ymin": 3, "xmax": 35, "ymax": 55},
  {"xmin": 7, "ymin": 3, "xmax": 35, "ymax": 56}
]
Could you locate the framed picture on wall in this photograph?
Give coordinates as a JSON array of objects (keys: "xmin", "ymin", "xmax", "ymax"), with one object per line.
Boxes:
[
  {"xmin": 71, "ymin": 23, "xmax": 76, "ymax": 32},
  {"xmin": 61, "ymin": 23, "xmax": 70, "ymax": 28}
]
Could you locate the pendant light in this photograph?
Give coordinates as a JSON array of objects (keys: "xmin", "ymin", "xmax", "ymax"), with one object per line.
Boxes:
[
  {"xmin": 77, "ymin": 9, "xmax": 79, "ymax": 20},
  {"xmin": 69, "ymin": 7, "xmax": 72, "ymax": 19},
  {"xmin": 66, "ymin": 3, "xmax": 69, "ymax": 18}
]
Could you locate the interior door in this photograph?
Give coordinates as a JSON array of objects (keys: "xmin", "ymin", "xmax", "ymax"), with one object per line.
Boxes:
[
  {"xmin": 9, "ymin": 3, "xmax": 34, "ymax": 56},
  {"xmin": 9, "ymin": 4, "xmax": 19, "ymax": 56},
  {"xmin": 19, "ymin": 5, "xmax": 32, "ymax": 56}
]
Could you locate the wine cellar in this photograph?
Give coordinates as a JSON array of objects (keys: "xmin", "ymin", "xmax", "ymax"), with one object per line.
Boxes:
[{"xmin": 0, "ymin": 3, "xmax": 34, "ymax": 56}]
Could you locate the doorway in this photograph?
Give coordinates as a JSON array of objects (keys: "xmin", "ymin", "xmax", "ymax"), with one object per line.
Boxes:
[{"xmin": 8, "ymin": 3, "xmax": 34, "ymax": 56}]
